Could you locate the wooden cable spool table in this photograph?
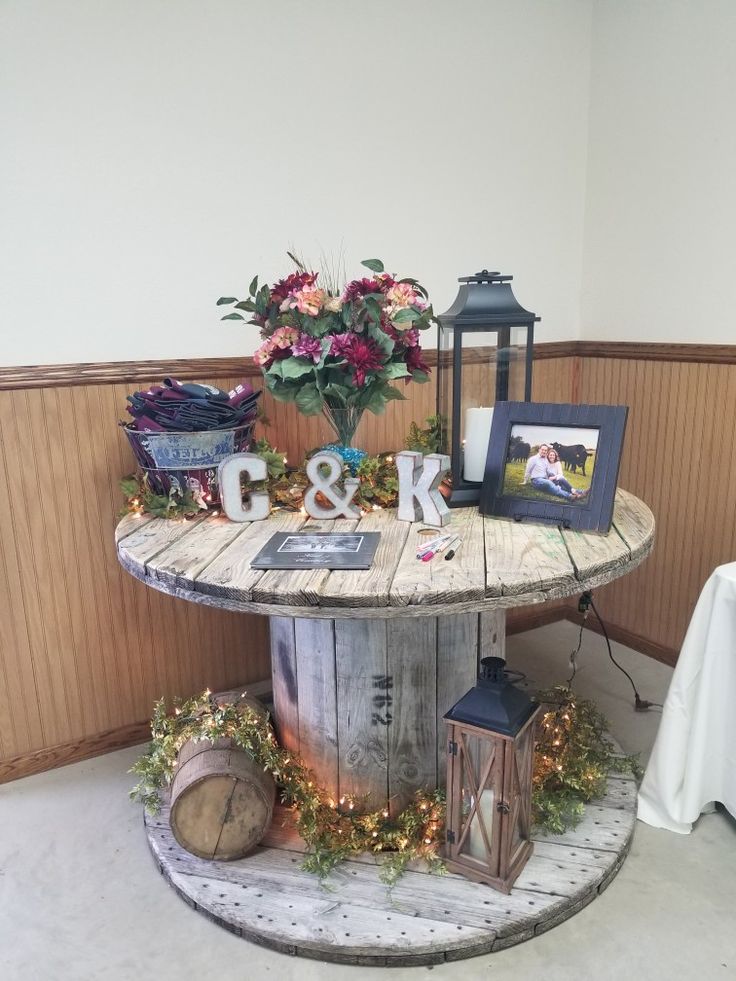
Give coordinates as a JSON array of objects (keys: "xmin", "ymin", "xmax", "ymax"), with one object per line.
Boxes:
[{"xmin": 116, "ymin": 489, "xmax": 654, "ymax": 964}]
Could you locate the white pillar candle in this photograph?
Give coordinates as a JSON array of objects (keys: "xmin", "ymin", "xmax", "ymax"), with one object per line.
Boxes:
[
  {"xmin": 468, "ymin": 788, "xmax": 495, "ymax": 860},
  {"xmin": 463, "ymin": 407, "xmax": 494, "ymax": 483}
]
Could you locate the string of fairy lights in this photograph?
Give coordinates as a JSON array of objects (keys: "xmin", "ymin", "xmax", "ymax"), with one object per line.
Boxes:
[{"xmin": 130, "ymin": 685, "xmax": 640, "ymax": 880}]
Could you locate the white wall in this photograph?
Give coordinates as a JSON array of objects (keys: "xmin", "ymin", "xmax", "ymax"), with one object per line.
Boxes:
[
  {"xmin": 581, "ymin": 0, "xmax": 736, "ymax": 343},
  {"xmin": 0, "ymin": 0, "xmax": 592, "ymax": 366}
]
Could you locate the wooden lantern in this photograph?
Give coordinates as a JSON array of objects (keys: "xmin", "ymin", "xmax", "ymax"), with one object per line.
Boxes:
[{"xmin": 443, "ymin": 656, "xmax": 540, "ymax": 893}]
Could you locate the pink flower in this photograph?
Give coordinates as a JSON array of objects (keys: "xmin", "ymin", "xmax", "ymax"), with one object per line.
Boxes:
[
  {"xmin": 290, "ymin": 286, "xmax": 326, "ymax": 317},
  {"xmin": 254, "ymin": 340, "xmax": 273, "ymax": 367},
  {"xmin": 293, "ymin": 334, "xmax": 323, "ymax": 363},
  {"xmin": 271, "ymin": 326, "xmax": 300, "ymax": 349},
  {"xmin": 329, "ymin": 333, "xmax": 354, "ymax": 359},
  {"xmin": 343, "ymin": 336, "xmax": 385, "ymax": 386},
  {"xmin": 324, "ymin": 295, "xmax": 343, "ymax": 313},
  {"xmin": 270, "ymin": 271, "xmax": 318, "ymax": 304},
  {"xmin": 385, "ymin": 282, "xmax": 417, "ymax": 309},
  {"xmin": 342, "ymin": 273, "xmax": 395, "ymax": 303}
]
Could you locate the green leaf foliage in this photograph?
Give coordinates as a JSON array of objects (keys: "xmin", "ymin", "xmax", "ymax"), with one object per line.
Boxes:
[
  {"xmin": 254, "ymin": 284, "xmax": 271, "ymax": 317},
  {"xmin": 266, "ymin": 376, "xmax": 299, "ymax": 402},
  {"xmin": 361, "ymin": 258, "xmax": 385, "ymax": 274},
  {"xmin": 392, "ymin": 307, "xmax": 419, "ymax": 324},
  {"xmin": 216, "ymin": 296, "xmax": 238, "ymax": 306},
  {"xmin": 130, "ymin": 689, "xmax": 446, "ymax": 885},
  {"xmin": 382, "ymin": 362, "xmax": 411, "ymax": 379},
  {"xmin": 248, "ymin": 275, "xmax": 258, "ymax": 296},
  {"xmin": 405, "ymin": 415, "xmax": 445, "ymax": 454},
  {"xmin": 380, "ymin": 384, "xmax": 407, "ymax": 401},
  {"xmin": 280, "ymin": 358, "xmax": 315, "ymax": 381},
  {"xmin": 221, "ymin": 312, "xmax": 245, "ymax": 320},
  {"xmin": 295, "ymin": 382, "xmax": 323, "ymax": 415}
]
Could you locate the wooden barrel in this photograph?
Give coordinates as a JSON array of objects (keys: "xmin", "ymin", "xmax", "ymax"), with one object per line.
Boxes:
[{"xmin": 169, "ymin": 692, "xmax": 276, "ymax": 861}]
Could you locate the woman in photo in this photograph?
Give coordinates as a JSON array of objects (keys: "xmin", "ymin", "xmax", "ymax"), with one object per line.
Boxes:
[
  {"xmin": 545, "ymin": 448, "xmax": 573, "ymax": 493},
  {"xmin": 546, "ymin": 447, "xmax": 588, "ymax": 500}
]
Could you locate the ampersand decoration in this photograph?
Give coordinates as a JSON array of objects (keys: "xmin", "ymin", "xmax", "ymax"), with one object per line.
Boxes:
[{"xmin": 303, "ymin": 451, "xmax": 361, "ymax": 519}]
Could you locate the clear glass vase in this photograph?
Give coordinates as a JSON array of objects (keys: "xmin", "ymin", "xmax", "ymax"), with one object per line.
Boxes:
[{"xmin": 322, "ymin": 402, "xmax": 365, "ymax": 449}]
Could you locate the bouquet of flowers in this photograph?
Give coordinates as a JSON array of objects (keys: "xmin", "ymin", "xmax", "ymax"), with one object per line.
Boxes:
[{"xmin": 218, "ymin": 257, "xmax": 434, "ymax": 447}]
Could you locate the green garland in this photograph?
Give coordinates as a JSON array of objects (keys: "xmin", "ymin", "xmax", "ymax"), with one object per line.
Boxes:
[
  {"xmin": 120, "ymin": 439, "xmax": 402, "ymax": 519},
  {"xmin": 533, "ymin": 686, "xmax": 642, "ymax": 833},
  {"xmin": 130, "ymin": 690, "xmax": 445, "ymax": 886},
  {"xmin": 131, "ymin": 685, "xmax": 640, "ymax": 882}
]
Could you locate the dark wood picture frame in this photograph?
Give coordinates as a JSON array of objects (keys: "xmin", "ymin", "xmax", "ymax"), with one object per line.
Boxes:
[{"xmin": 479, "ymin": 402, "xmax": 628, "ymax": 533}]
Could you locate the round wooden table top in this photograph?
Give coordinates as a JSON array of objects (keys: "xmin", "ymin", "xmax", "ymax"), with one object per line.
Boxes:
[{"xmin": 115, "ymin": 489, "xmax": 654, "ymax": 620}]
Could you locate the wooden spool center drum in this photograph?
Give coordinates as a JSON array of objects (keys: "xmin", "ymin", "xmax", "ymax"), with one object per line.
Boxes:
[{"xmin": 169, "ymin": 693, "xmax": 276, "ymax": 861}]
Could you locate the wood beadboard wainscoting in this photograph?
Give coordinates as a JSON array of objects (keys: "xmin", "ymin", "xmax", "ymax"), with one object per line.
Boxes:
[
  {"xmin": 0, "ymin": 341, "xmax": 732, "ymax": 781},
  {"xmin": 571, "ymin": 345, "xmax": 736, "ymax": 662}
]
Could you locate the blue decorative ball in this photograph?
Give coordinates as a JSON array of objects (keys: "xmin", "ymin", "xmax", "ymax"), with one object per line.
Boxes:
[{"xmin": 322, "ymin": 443, "xmax": 368, "ymax": 476}]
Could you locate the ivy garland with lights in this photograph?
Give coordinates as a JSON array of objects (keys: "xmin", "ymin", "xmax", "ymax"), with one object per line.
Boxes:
[
  {"xmin": 130, "ymin": 684, "xmax": 639, "ymax": 882},
  {"xmin": 130, "ymin": 690, "xmax": 445, "ymax": 885},
  {"xmin": 533, "ymin": 686, "xmax": 642, "ymax": 834},
  {"xmin": 119, "ymin": 417, "xmax": 442, "ymax": 520}
]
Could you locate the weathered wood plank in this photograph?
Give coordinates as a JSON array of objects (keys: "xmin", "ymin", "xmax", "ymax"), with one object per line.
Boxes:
[
  {"xmin": 293, "ymin": 619, "xmax": 339, "ymax": 799},
  {"xmin": 145, "ymin": 755, "xmax": 638, "ymax": 965},
  {"xmin": 251, "ymin": 519, "xmax": 358, "ymax": 606},
  {"xmin": 117, "ymin": 491, "xmax": 653, "ymax": 615},
  {"xmin": 479, "ymin": 609, "xmax": 506, "ymax": 660},
  {"xmin": 114, "ymin": 511, "xmax": 154, "ymax": 543},
  {"xmin": 318, "ymin": 509, "xmax": 410, "ymax": 607},
  {"xmin": 335, "ymin": 619, "xmax": 389, "ymax": 810},
  {"xmin": 147, "ymin": 516, "xmax": 251, "ymax": 590},
  {"xmin": 268, "ymin": 617, "xmax": 299, "ymax": 753},
  {"xmin": 195, "ymin": 511, "xmax": 305, "ymax": 601},
  {"xmin": 561, "ymin": 522, "xmax": 630, "ymax": 581},
  {"xmin": 484, "ymin": 519, "xmax": 578, "ymax": 597},
  {"xmin": 532, "ymin": 802, "xmax": 635, "ymax": 852},
  {"xmin": 117, "ymin": 514, "xmax": 207, "ymax": 576},
  {"xmin": 170, "ymin": 866, "xmax": 492, "ymax": 959},
  {"xmin": 389, "ymin": 507, "xmax": 485, "ymax": 607},
  {"xmin": 436, "ymin": 614, "xmax": 478, "ymax": 788},
  {"xmin": 612, "ymin": 488, "xmax": 656, "ymax": 562},
  {"xmin": 386, "ymin": 618, "xmax": 437, "ymax": 815}
]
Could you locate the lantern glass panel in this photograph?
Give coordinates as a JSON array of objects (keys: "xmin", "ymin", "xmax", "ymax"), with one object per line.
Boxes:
[
  {"xmin": 507, "ymin": 724, "xmax": 534, "ymax": 864},
  {"xmin": 457, "ymin": 731, "xmax": 503, "ymax": 868},
  {"xmin": 438, "ymin": 325, "xmax": 532, "ymax": 488}
]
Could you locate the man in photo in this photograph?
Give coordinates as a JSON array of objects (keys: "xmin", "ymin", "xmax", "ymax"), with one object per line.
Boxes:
[{"xmin": 522, "ymin": 442, "xmax": 588, "ymax": 501}]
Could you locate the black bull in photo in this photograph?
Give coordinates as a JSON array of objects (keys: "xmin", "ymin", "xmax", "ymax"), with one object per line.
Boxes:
[{"xmin": 551, "ymin": 441, "xmax": 593, "ymax": 476}]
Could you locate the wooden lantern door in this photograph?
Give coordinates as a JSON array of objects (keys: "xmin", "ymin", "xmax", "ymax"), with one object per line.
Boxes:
[
  {"xmin": 445, "ymin": 722, "xmax": 505, "ymax": 882},
  {"xmin": 499, "ymin": 715, "xmax": 537, "ymax": 883}
]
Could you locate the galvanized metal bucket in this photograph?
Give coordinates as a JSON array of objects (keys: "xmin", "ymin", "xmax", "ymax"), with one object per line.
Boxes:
[{"xmin": 122, "ymin": 421, "xmax": 255, "ymax": 504}]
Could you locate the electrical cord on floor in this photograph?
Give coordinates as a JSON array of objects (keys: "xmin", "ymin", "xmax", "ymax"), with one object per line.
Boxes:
[
  {"xmin": 566, "ymin": 615, "xmax": 586, "ymax": 688},
  {"xmin": 579, "ymin": 590, "xmax": 663, "ymax": 711}
]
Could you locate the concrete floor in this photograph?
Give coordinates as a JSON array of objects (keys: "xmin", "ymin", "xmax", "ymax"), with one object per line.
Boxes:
[{"xmin": 2, "ymin": 620, "xmax": 735, "ymax": 981}]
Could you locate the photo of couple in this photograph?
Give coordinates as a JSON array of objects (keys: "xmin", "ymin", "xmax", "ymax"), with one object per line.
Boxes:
[{"xmin": 501, "ymin": 424, "xmax": 599, "ymax": 504}]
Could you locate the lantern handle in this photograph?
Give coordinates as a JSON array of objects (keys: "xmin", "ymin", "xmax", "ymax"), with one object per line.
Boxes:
[{"xmin": 457, "ymin": 270, "xmax": 514, "ymax": 284}]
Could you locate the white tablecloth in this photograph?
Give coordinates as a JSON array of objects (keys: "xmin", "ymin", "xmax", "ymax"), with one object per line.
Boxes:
[{"xmin": 637, "ymin": 562, "xmax": 736, "ymax": 833}]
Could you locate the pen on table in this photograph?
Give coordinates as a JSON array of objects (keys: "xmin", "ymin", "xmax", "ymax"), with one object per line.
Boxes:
[
  {"xmin": 416, "ymin": 534, "xmax": 453, "ymax": 558},
  {"xmin": 422, "ymin": 535, "xmax": 460, "ymax": 561},
  {"xmin": 444, "ymin": 538, "xmax": 464, "ymax": 560},
  {"xmin": 419, "ymin": 541, "xmax": 450, "ymax": 561}
]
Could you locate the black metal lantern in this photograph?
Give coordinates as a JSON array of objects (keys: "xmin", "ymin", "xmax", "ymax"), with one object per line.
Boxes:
[
  {"xmin": 443, "ymin": 657, "xmax": 540, "ymax": 893},
  {"xmin": 437, "ymin": 271, "xmax": 539, "ymax": 506}
]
